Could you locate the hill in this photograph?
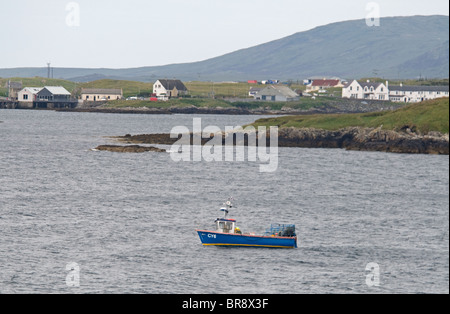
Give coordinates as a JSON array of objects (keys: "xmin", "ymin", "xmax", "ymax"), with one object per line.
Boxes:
[
  {"xmin": 0, "ymin": 15, "xmax": 448, "ymax": 82},
  {"xmin": 251, "ymin": 98, "xmax": 450, "ymax": 134}
]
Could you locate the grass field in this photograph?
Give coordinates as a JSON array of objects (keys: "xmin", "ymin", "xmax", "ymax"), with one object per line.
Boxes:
[
  {"xmin": 184, "ymin": 81, "xmax": 306, "ymax": 98},
  {"xmin": 250, "ymin": 98, "xmax": 450, "ymax": 134},
  {"xmin": 0, "ymin": 77, "xmax": 305, "ymax": 98},
  {"xmin": 77, "ymin": 79, "xmax": 154, "ymax": 98}
]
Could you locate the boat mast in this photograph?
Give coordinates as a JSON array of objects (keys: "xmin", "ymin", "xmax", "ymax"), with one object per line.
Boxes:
[{"xmin": 221, "ymin": 197, "xmax": 234, "ymax": 219}]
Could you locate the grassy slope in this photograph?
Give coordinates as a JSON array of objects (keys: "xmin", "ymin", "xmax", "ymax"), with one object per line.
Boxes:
[
  {"xmin": 250, "ymin": 98, "xmax": 450, "ymax": 134},
  {"xmin": 77, "ymin": 79, "xmax": 154, "ymax": 98},
  {"xmin": 2, "ymin": 76, "xmax": 446, "ymax": 99},
  {"xmin": 185, "ymin": 81, "xmax": 305, "ymax": 98}
]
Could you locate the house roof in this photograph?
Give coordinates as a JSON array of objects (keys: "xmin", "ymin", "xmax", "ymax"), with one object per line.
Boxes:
[
  {"xmin": 21, "ymin": 87, "xmax": 43, "ymax": 94},
  {"xmin": 256, "ymin": 85, "xmax": 299, "ymax": 98},
  {"xmin": 390, "ymin": 85, "xmax": 449, "ymax": 92},
  {"xmin": 311, "ymin": 79, "xmax": 341, "ymax": 87},
  {"xmin": 359, "ymin": 82, "xmax": 383, "ymax": 89},
  {"xmin": 157, "ymin": 79, "xmax": 188, "ymax": 91},
  {"xmin": 344, "ymin": 80, "xmax": 384, "ymax": 89},
  {"xmin": 343, "ymin": 81, "xmax": 353, "ymax": 88},
  {"xmin": 81, "ymin": 88, "xmax": 123, "ymax": 95},
  {"xmin": 42, "ymin": 86, "xmax": 71, "ymax": 95}
]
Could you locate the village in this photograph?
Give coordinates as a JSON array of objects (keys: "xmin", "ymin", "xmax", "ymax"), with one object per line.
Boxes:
[{"xmin": 0, "ymin": 77, "xmax": 449, "ymax": 110}]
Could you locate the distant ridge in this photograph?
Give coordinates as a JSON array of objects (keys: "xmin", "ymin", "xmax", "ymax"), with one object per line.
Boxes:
[{"xmin": 1, "ymin": 15, "xmax": 448, "ymax": 82}]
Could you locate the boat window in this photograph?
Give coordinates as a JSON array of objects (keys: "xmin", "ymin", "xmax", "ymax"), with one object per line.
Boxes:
[{"xmin": 224, "ymin": 222, "xmax": 234, "ymax": 233}]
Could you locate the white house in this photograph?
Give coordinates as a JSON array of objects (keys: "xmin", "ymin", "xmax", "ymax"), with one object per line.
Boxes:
[
  {"xmin": 153, "ymin": 79, "xmax": 188, "ymax": 99},
  {"xmin": 389, "ymin": 85, "xmax": 449, "ymax": 103},
  {"xmin": 18, "ymin": 87, "xmax": 43, "ymax": 102},
  {"xmin": 342, "ymin": 80, "xmax": 389, "ymax": 101}
]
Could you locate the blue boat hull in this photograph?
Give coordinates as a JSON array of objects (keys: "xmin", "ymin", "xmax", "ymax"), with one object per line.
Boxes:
[{"xmin": 197, "ymin": 230, "xmax": 298, "ymax": 249}]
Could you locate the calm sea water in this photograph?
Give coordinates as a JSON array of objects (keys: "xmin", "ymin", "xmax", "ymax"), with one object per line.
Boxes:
[{"xmin": 0, "ymin": 110, "xmax": 448, "ymax": 294}]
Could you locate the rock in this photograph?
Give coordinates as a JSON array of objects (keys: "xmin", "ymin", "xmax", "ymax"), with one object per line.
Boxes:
[{"xmin": 95, "ymin": 145, "xmax": 166, "ymax": 153}]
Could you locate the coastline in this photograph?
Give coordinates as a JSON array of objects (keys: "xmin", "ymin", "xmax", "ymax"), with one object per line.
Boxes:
[
  {"xmin": 54, "ymin": 98, "xmax": 406, "ymax": 116},
  {"xmin": 112, "ymin": 127, "xmax": 449, "ymax": 155}
]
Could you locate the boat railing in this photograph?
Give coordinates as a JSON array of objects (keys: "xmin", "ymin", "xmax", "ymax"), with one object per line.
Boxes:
[{"xmin": 264, "ymin": 224, "xmax": 296, "ymax": 237}]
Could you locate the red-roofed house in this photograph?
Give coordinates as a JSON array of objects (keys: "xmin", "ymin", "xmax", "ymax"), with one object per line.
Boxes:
[{"xmin": 307, "ymin": 79, "xmax": 344, "ymax": 92}]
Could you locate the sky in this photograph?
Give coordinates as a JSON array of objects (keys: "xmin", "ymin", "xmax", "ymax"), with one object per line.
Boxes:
[{"xmin": 1, "ymin": 0, "xmax": 449, "ymax": 69}]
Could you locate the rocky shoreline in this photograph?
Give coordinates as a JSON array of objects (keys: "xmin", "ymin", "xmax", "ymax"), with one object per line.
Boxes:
[
  {"xmin": 95, "ymin": 145, "xmax": 166, "ymax": 153},
  {"xmin": 57, "ymin": 99, "xmax": 405, "ymax": 116},
  {"xmin": 114, "ymin": 127, "xmax": 449, "ymax": 155},
  {"xmin": 277, "ymin": 127, "xmax": 449, "ymax": 155}
]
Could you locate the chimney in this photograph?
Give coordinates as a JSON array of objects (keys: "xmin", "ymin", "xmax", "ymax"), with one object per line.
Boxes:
[{"xmin": 386, "ymin": 81, "xmax": 389, "ymax": 89}]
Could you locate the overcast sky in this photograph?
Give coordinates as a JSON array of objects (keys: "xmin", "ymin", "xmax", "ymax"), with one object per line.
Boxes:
[{"xmin": 1, "ymin": 0, "xmax": 448, "ymax": 69}]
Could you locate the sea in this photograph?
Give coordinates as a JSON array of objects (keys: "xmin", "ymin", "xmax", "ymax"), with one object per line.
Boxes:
[{"xmin": 0, "ymin": 110, "xmax": 448, "ymax": 294}]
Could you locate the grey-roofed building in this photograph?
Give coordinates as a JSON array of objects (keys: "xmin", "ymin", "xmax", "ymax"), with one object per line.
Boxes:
[
  {"xmin": 389, "ymin": 85, "xmax": 449, "ymax": 103},
  {"xmin": 34, "ymin": 86, "xmax": 77, "ymax": 108},
  {"xmin": 254, "ymin": 85, "xmax": 300, "ymax": 102},
  {"xmin": 249, "ymin": 87, "xmax": 262, "ymax": 97},
  {"xmin": 6, "ymin": 81, "xmax": 23, "ymax": 101},
  {"xmin": 37, "ymin": 86, "xmax": 71, "ymax": 101}
]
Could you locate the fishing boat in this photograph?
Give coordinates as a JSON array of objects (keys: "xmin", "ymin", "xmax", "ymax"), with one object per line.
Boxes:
[{"xmin": 196, "ymin": 198, "xmax": 298, "ymax": 249}]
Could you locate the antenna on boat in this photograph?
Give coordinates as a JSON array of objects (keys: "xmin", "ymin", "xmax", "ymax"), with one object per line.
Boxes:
[{"xmin": 220, "ymin": 197, "xmax": 235, "ymax": 219}]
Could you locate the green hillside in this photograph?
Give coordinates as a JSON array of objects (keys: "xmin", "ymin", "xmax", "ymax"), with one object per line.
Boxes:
[
  {"xmin": 0, "ymin": 16, "xmax": 448, "ymax": 82},
  {"xmin": 251, "ymin": 98, "xmax": 450, "ymax": 134}
]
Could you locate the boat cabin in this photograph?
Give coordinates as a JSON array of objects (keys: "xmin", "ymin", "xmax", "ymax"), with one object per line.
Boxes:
[{"xmin": 215, "ymin": 218, "xmax": 236, "ymax": 234}]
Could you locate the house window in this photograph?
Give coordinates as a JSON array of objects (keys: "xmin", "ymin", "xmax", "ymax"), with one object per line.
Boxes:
[
  {"xmin": 86, "ymin": 95, "xmax": 89, "ymax": 99},
  {"xmin": 23, "ymin": 94, "xmax": 28, "ymax": 100}
]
